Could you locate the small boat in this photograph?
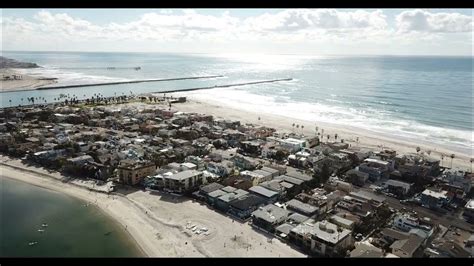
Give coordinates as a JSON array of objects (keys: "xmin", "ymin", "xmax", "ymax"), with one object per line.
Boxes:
[
  {"xmin": 41, "ymin": 223, "xmax": 48, "ymax": 227},
  {"xmin": 38, "ymin": 229, "xmax": 45, "ymax": 233},
  {"xmin": 28, "ymin": 241, "xmax": 38, "ymax": 246},
  {"xmin": 104, "ymin": 231, "xmax": 112, "ymax": 236}
]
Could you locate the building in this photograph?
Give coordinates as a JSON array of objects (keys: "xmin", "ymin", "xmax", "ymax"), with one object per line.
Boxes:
[
  {"xmin": 215, "ymin": 189, "xmax": 249, "ymax": 212},
  {"xmin": 392, "ymin": 213, "xmax": 433, "ymax": 233},
  {"xmin": 329, "ymin": 215, "xmax": 355, "ymax": 230},
  {"xmin": 289, "ymin": 219, "xmax": 353, "ymax": 256},
  {"xmin": 248, "ymin": 185, "xmax": 280, "ymax": 203},
  {"xmin": 117, "ymin": 159, "xmax": 156, "ymax": 186},
  {"xmin": 66, "ymin": 155, "xmax": 94, "ymax": 167},
  {"xmin": 251, "ymin": 204, "xmax": 289, "ymax": 232},
  {"xmin": 260, "ymin": 166, "xmax": 281, "ymax": 178},
  {"xmin": 442, "ymin": 169, "xmax": 472, "ymax": 194},
  {"xmin": 390, "ymin": 234, "xmax": 424, "ymax": 258},
  {"xmin": 228, "ymin": 194, "xmax": 266, "ymax": 220},
  {"xmin": 429, "ymin": 226, "xmax": 473, "ymax": 258},
  {"xmin": 463, "ymin": 199, "xmax": 474, "ymax": 222},
  {"xmin": 383, "ymin": 179, "xmax": 413, "ymax": 197},
  {"xmin": 240, "ymin": 170, "xmax": 271, "ymax": 186},
  {"xmin": 349, "ymin": 191, "xmax": 385, "ymax": 208},
  {"xmin": 358, "ymin": 158, "xmax": 391, "ymax": 181},
  {"xmin": 198, "ymin": 182, "xmax": 224, "ymax": 199},
  {"xmin": 286, "ymin": 171, "xmax": 313, "ymax": 183},
  {"xmin": 285, "ymin": 199, "xmax": 319, "ymax": 217},
  {"xmin": 345, "ymin": 169, "xmax": 369, "ymax": 187},
  {"xmin": 266, "ymin": 137, "xmax": 308, "ymax": 153},
  {"xmin": 231, "ymin": 155, "xmax": 258, "ymax": 170},
  {"xmin": 206, "ymin": 161, "xmax": 233, "ymax": 177},
  {"xmin": 350, "ymin": 241, "xmax": 384, "ymax": 258},
  {"xmin": 420, "ymin": 189, "xmax": 449, "ymax": 209},
  {"xmin": 156, "ymin": 170, "xmax": 205, "ymax": 194}
]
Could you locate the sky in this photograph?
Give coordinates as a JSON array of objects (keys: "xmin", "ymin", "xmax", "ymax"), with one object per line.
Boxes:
[{"xmin": 1, "ymin": 9, "xmax": 472, "ymax": 56}]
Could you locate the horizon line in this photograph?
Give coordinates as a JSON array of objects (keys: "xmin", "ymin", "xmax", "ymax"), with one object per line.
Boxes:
[{"xmin": 2, "ymin": 50, "xmax": 473, "ymax": 58}]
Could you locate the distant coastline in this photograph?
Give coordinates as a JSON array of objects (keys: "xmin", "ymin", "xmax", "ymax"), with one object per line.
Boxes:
[
  {"xmin": 1, "ymin": 57, "xmax": 57, "ymax": 93},
  {"xmin": 0, "ymin": 56, "xmax": 39, "ymax": 69}
]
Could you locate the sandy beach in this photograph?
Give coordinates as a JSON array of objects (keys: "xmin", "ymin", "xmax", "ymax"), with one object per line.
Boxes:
[
  {"xmin": 0, "ymin": 155, "xmax": 306, "ymax": 257},
  {"xmin": 168, "ymin": 94, "xmax": 472, "ymax": 171},
  {"xmin": 1, "ymin": 69, "xmax": 57, "ymax": 93}
]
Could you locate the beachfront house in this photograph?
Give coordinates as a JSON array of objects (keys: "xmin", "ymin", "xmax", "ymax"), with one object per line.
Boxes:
[
  {"xmin": 117, "ymin": 159, "xmax": 156, "ymax": 186},
  {"xmin": 251, "ymin": 204, "xmax": 290, "ymax": 233},
  {"xmin": 228, "ymin": 194, "xmax": 267, "ymax": 220},
  {"xmin": 248, "ymin": 185, "xmax": 280, "ymax": 204},
  {"xmin": 157, "ymin": 170, "xmax": 206, "ymax": 194},
  {"xmin": 288, "ymin": 219, "xmax": 354, "ymax": 256}
]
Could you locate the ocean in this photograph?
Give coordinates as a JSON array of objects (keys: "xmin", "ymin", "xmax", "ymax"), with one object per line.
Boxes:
[
  {"xmin": 1, "ymin": 51, "xmax": 472, "ymax": 154},
  {"xmin": 0, "ymin": 177, "xmax": 143, "ymax": 257}
]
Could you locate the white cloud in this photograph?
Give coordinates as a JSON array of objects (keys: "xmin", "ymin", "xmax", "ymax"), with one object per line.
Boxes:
[
  {"xmin": 242, "ymin": 9, "xmax": 388, "ymax": 32},
  {"xmin": 396, "ymin": 9, "xmax": 472, "ymax": 33},
  {"xmin": 1, "ymin": 9, "xmax": 472, "ymax": 55}
]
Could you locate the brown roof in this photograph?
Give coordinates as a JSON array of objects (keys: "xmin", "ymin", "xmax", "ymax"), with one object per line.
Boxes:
[
  {"xmin": 350, "ymin": 244, "xmax": 384, "ymax": 258},
  {"xmin": 390, "ymin": 234, "xmax": 423, "ymax": 256}
]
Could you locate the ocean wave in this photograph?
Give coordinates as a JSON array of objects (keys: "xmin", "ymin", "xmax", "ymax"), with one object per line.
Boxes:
[
  {"xmin": 182, "ymin": 88, "xmax": 473, "ymax": 154},
  {"xmin": 15, "ymin": 67, "xmax": 130, "ymax": 86}
]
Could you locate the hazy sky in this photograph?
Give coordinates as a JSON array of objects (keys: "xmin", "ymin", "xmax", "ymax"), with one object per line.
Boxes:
[{"xmin": 1, "ymin": 9, "xmax": 472, "ymax": 56}]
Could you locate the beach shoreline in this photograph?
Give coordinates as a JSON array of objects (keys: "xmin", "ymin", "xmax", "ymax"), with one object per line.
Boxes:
[
  {"xmin": 0, "ymin": 156, "xmax": 306, "ymax": 257},
  {"xmin": 1, "ymin": 68, "xmax": 57, "ymax": 93},
  {"xmin": 167, "ymin": 94, "xmax": 472, "ymax": 171}
]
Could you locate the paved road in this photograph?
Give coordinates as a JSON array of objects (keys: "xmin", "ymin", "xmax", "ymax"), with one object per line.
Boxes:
[{"xmin": 357, "ymin": 187, "xmax": 474, "ymax": 232}]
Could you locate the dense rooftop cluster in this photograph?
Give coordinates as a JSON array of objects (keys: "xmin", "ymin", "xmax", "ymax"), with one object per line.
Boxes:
[{"xmin": 0, "ymin": 99, "xmax": 472, "ymax": 258}]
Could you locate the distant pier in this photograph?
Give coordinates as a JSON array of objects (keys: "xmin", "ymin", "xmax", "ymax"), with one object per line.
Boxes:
[{"xmin": 37, "ymin": 75, "xmax": 224, "ymax": 90}]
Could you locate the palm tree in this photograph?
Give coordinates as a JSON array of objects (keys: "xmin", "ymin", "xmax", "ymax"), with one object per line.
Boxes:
[
  {"xmin": 327, "ymin": 134, "xmax": 330, "ymax": 143},
  {"xmin": 301, "ymin": 125, "xmax": 304, "ymax": 134},
  {"xmin": 450, "ymin": 154, "xmax": 455, "ymax": 169},
  {"xmin": 427, "ymin": 150, "xmax": 431, "ymax": 156},
  {"xmin": 416, "ymin": 147, "xmax": 421, "ymax": 154},
  {"xmin": 8, "ymin": 99, "xmax": 12, "ymax": 107},
  {"xmin": 335, "ymin": 133, "xmax": 338, "ymax": 141},
  {"xmin": 470, "ymin": 158, "xmax": 473, "ymax": 173},
  {"xmin": 441, "ymin": 154, "xmax": 445, "ymax": 167}
]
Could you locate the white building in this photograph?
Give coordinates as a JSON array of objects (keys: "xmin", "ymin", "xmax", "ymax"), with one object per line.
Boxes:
[
  {"xmin": 266, "ymin": 137, "xmax": 308, "ymax": 153},
  {"xmin": 289, "ymin": 219, "xmax": 354, "ymax": 256},
  {"xmin": 393, "ymin": 214, "xmax": 420, "ymax": 232}
]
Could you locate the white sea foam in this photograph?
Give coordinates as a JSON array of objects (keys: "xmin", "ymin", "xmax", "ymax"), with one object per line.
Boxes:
[
  {"xmin": 15, "ymin": 67, "xmax": 130, "ymax": 86},
  {"xmin": 183, "ymin": 87, "xmax": 473, "ymax": 154}
]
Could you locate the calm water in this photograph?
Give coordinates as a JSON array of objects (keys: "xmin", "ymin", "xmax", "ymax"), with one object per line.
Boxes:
[
  {"xmin": 1, "ymin": 51, "xmax": 472, "ymax": 154},
  {"xmin": 0, "ymin": 177, "xmax": 143, "ymax": 257}
]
